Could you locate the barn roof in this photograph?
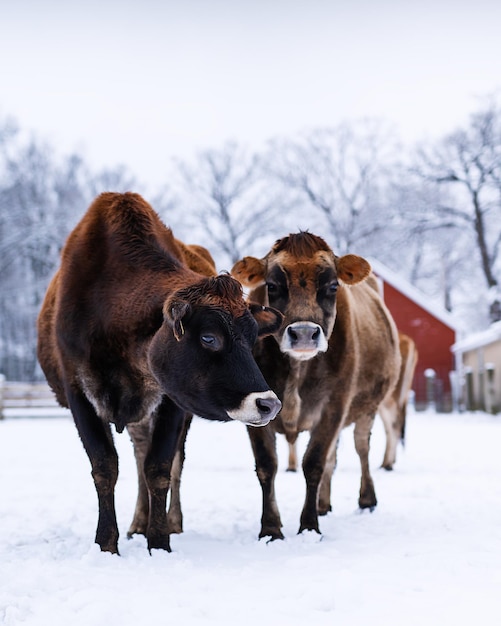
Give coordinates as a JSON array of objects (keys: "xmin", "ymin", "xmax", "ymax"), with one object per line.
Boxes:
[
  {"xmin": 368, "ymin": 258, "xmax": 459, "ymax": 332},
  {"xmin": 451, "ymin": 320, "xmax": 501, "ymax": 353}
]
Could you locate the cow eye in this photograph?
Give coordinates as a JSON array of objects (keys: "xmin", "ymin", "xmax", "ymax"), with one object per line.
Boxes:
[
  {"xmin": 328, "ymin": 281, "xmax": 338, "ymax": 294},
  {"xmin": 200, "ymin": 334, "xmax": 222, "ymax": 351},
  {"xmin": 266, "ymin": 282, "xmax": 277, "ymax": 294}
]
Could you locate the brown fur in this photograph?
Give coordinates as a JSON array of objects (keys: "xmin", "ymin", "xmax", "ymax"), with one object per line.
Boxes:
[
  {"xmin": 286, "ymin": 330, "xmax": 418, "ymax": 472},
  {"xmin": 37, "ymin": 192, "xmax": 282, "ymax": 553},
  {"xmin": 231, "ymin": 232, "xmax": 400, "ymax": 539}
]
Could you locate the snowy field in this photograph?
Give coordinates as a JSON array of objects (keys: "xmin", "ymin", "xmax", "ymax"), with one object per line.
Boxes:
[{"xmin": 1, "ymin": 408, "xmax": 500, "ymax": 626}]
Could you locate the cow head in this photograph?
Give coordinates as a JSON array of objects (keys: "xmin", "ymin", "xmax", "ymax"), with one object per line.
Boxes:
[
  {"xmin": 231, "ymin": 232, "xmax": 371, "ymax": 361},
  {"xmin": 148, "ymin": 274, "xmax": 283, "ymax": 426}
]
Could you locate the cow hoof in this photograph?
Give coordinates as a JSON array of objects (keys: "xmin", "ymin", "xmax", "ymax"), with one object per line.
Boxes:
[
  {"xmin": 127, "ymin": 526, "xmax": 147, "ymax": 539},
  {"xmin": 298, "ymin": 524, "xmax": 321, "ymax": 535},
  {"xmin": 96, "ymin": 540, "xmax": 120, "ymax": 555},
  {"xmin": 148, "ymin": 541, "xmax": 172, "ymax": 554},
  {"xmin": 381, "ymin": 464, "xmax": 394, "ymax": 471},
  {"xmin": 147, "ymin": 533, "xmax": 172, "ymax": 553},
  {"xmin": 259, "ymin": 530, "xmax": 284, "ymax": 542},
  {"xmin": 358, "ymin": 503, "xmax": 377, "ymax": 513},
  {"xmin": 286, "ymin": 468, "xmax": 297, "ymax": 473}
]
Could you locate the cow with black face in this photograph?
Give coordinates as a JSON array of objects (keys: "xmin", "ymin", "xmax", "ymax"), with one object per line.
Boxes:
[
  {"xmin": 37, "ymin": 192, "xmax": 282, "ymax": 554},
  {"xmin": 232, "ymin": 232, "xmax": 400, "ymax": 540}
]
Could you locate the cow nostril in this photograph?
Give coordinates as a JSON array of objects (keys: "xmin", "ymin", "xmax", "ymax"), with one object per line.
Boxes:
[
  {"xmin": 288, "ymin": 327, "xmax": 298, "ymax": 342},
  {"xmin": 312, "ymin": 327, "xmax": 320, "ymax": 341},
  {"xmin": 256, "ymin": 397, "xmax": 281, "ymax": 418}
]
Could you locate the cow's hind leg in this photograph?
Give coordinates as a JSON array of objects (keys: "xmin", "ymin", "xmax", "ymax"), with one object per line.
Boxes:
[
  {"xmin": 144, "ymin": 397, "xmax": 185, "ymax": 552},
  {"xmin": 318, "ymin": 435, "xmax": 340, "ymax": 516},
  {"xmin": 67, "ymin": 388, "xmax": 120, "ymax": 554},
  {"xmin": 127, "ymin": 420, "xmax": 150, "ymax": 538},
  {"xmin": 127, "ymin": 414, "xmax": 191, "ymax": 538},
  {"xmin": 354, "ymin": 414, "xmax": 377, "ymax": 510},
  {"xmin": 166, "ymin": 415, "xmax": 192, "ymax": 534},
  {"xmin": 247, "ymin": 425, "xmax": 284, "ymax": 540},
  {"xmin": 378, "ymin": 401, "xmax": 398, "ymax": 471}
]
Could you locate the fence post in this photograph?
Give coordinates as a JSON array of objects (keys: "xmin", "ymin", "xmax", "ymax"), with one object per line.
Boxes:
[
  {"xmin": 424, "ymin": 368, "xmax": 436, "ymax": 412},
  {"xmin": 485, "ymin": 363, "xmax": 496, "ymax": 414},
  {"xmin": 0, "ymin": 373, "xmax": 5, "ymax": 420},
  {"xmin": 465, "ymin": 367, "xmax": 474, "ymax": 411}
]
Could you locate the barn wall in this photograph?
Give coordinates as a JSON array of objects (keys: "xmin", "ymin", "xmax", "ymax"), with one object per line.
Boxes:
[
  {"xmin": 381, "ymin": 282, "xmax": 456, "ymax": 409},
  {"xmin": 462, "ymin": 341, "xmax": 501, "ymax": 412}
]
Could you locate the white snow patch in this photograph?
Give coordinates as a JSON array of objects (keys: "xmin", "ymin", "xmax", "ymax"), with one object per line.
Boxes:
[{"xmin": 1, "ymin": 409, "xmax": 500, "ymax": 625}]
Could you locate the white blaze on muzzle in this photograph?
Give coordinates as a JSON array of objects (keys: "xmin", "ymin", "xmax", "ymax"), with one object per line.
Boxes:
[
  {"xmin": 280, "ymin": 321, "xmax": 328, "ymax": 360},
  {"xmin": 227, "ymin": 390, "xmax": 282, "ymax": 426}
]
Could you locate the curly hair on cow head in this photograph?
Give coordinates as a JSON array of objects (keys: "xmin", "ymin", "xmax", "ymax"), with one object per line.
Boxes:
[
  {"xmin": 172, "ymin": 273, "xmax": 248, "ymax": 317},
  {"xmin": 271, "ymin": 231, "xmax": 332, "ymax": 257}
]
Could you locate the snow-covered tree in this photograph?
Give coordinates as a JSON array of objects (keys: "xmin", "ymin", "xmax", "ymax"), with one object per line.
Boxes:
[
  {"xmin": 412, "ymin": 100, "xmax": 501, "ymax": 323},
  {"xmin": 264, "ymin": 120, "xmax": 402, "ymax": 257}
]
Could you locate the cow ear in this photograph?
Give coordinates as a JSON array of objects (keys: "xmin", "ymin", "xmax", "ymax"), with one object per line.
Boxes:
[
  {"xmin": 231, "ymin": 256, "xmax": 266, "ymax": 287},
  {"xmin": 249, "ymin": 303, "xmax": 283, "ymax": 337},
  {"xmin": 336, "ymin": 254, "xmax": 371, "ymax": 285},
  {"xmin": 164, "ymin": 300, "xmax": 191, "ymax": 341}
]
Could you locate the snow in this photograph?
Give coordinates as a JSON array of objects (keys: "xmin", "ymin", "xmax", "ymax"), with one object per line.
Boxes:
[{"xmin": 1, "ymin": 409, "xmax": 500, "ymax": 625}]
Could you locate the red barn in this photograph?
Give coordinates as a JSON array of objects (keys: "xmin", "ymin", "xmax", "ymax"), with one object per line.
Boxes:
[{"xmin": 369, "ymin": 259, "xmax": 459, "ymax": 411}]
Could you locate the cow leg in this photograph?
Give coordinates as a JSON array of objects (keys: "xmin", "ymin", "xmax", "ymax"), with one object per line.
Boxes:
[
  {"xmin": 247, "ymin": 425, "xmax": 284, "ymax": 540},
  {"xmin": 127, "ymin": 419, "xmax": 150, "ymax": 538},
  {"xmin": 318, "ymin": 436, "xmax": 340, "ymax": 516},
  {"xmin": 354, "ymin": 415, "xmax": 378, "ymax": 510},
  {"xmin": 67, "ymin": 387, "xmax": 119, "ymax": 554},
  {"xmin": 378, "ymin": 401, "xmax": 398, "ymax": 471},
  {"xmin": 166, "ymin": 415, "xmax": 192, "ymax": 534},
  {"xmin": 127, "ymin": 413, "xmax": 191, "ymax": 538},
  {"xmin": 286, "ymin": 438, "xmax": 298, "ymax": 472},
  {"xmin": 300, "ymin": 416, "xmax": 343, "ymax": 534},
  {"xmin": 144, "ymin": 397, "xmax": 185, "ymax": 552}
]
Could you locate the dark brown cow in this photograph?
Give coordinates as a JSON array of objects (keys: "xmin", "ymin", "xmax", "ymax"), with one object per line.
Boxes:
[
  {"xmin": 378, "ymin": 332, "xmax": 418, "ymax": 470},
  {"xmin": 37, "ymin": 192, "xmax": 282, "ymax": 554},
  {"xmin": 231, "ymin": 232, "xmax": 400, "ymax": 540},
  {"xmin": 285, "ymin": 331, "xmax": 418, "ymax": 473}
]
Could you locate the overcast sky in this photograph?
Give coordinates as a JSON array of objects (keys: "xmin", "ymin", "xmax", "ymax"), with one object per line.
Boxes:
[{"xmin": 1, "ymin": 0, "xmax": 500, "ymax": 190}]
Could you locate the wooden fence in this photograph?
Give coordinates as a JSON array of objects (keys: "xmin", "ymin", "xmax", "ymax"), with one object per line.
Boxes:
[{"xmin": 0, "ymin": 376, "xmax": 67, "ymax": 418}]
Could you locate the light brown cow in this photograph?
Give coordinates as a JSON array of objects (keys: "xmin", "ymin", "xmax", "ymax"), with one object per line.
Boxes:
[
  {"xmin": 285, "ymin": 331, "xmax": 418, "ymax": 473},
  {"xmin": 232, "ymin": 232, "xmax": 400, "ymax": 540}
]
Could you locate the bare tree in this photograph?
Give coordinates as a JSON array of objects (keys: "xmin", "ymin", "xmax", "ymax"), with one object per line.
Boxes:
[
  {"xmin": 265, "ymin": 120, "xmax": 401, "ymax": 256},
  {"xmin": 412, "ymin": 100, "xmax": 501, "ymax": 323},
  {"xmin": 173, "ymin": 142, "xmax": 280, "ymax": 269},
  {"xmin": 0, "ymin": 124, "xmax": 140, "ymax": 380}
]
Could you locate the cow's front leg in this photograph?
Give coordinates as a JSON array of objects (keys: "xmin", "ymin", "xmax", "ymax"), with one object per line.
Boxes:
[
  {"xmin": 67, "ymin": 387, "xmax": 119, "ymax": 554},
  {"xmin": 144, "ymin": 397, "xmax": 185, "ymax": 552},
  {"xmin": 300, "ymin": 414, "xmax": 343, "ymax": 534},
  {"xmin": 354, "ymin": 414, "xmax": 377, "ymax": 510},
  {"xmin": 247, "ymin": 425, "xmax": 283, "ymax": 540}
]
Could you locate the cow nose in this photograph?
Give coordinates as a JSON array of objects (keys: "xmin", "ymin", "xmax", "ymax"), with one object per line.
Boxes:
[
  {"xmin": 256, "ymin": 396, "xmax": 282, "ymax": 420},
  {"xmin": 287, "ymin": 323, "xmax": 321, "ymax": 347}
]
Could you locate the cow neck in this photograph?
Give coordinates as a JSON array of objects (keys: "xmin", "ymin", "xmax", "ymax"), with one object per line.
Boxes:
[{"xmin": 280, "ymin": 358, "xmax": 305, "ymax": 434}]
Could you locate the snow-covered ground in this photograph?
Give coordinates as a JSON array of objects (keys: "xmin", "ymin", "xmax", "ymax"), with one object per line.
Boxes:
[{"xmin": 1, "ymin": 408, "xmax": 500, "ymax": 625}]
